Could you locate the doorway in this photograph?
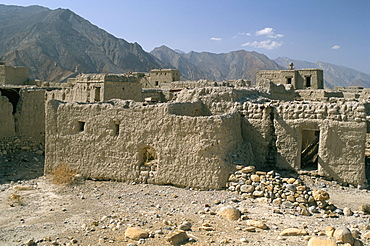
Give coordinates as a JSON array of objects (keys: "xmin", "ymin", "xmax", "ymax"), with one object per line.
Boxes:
[{"xmin": 301, "ymin": 129, "xmax": 320, "ymax": 170}]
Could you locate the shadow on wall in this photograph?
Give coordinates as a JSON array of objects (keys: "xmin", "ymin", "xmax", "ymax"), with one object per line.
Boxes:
[
  {"xmin": 167, "ymin": 101, "xmax": 212, "ymax": 117},
  {"xmin": 0, "ymin": 88, "xmax": 20, "ymax": 114}
]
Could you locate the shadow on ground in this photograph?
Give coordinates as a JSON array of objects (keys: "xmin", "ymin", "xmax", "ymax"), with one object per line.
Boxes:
[{"xmin": 0, "ymin": 151, "xmax": 44, "ymax": 184}]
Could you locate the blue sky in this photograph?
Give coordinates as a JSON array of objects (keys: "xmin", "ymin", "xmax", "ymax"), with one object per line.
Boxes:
[{"xmin": 1, "ymin": 0, "xmax": 370, "ymax": 73}]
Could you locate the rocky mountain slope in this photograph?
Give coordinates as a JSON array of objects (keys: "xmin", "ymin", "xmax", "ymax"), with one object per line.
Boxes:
[
  {"xmin": 151, "ymin": 45, "xmax": 284, "ymax": 82},
  {"xmin": 275, "ymin": 57, "xmax": 370, "ymax": 89},
  {"xmin": 1, "ymin": 4, "xmax": 369, "ymax": 87},
  {"xmin": 0, "ymin": 5, "xmax": 161, "ymax": 82}
]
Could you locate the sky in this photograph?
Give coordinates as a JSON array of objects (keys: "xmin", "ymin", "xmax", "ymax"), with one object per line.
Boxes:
[{"xmin": 1, "ymin": 0, "xmax": 370, "ymax": 74}]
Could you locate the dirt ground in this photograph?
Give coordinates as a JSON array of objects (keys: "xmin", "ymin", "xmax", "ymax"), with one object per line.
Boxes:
[{"xmin": 1, "ymin": 151, "xmax": 370, "ymax": 246}]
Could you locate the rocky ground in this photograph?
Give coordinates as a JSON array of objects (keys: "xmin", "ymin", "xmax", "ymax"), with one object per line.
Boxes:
[{"xmin": 1, "ymin": 150, "xmax": 370, "ymax": 246}]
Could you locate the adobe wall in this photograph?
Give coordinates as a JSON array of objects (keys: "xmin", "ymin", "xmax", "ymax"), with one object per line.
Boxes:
[
  {"xmin": 0, "ymin": 95, "xmax": 16, "ymax": 138},
  {"xmin": 256, "ymin": 69, "xmax": 323, "ymax": 89},
  {"xmin": 15, "ymin": 89, "xmax": 45, "ymax": 143},
  {"xmin": 273, "ymin": 101, "xmax": 366, "ymax": 185},
  {"xmin": 238, "ymin": 102, "xmax": 275, "ymax": 169},
  {"xmin": 158, "ymin": 79, "xmax": 251, "ymax": 90},
  {"xmin": 103, "ymin": 82, "xmax": 142, "ymax": 102},
  {"xmin": 0, "ymin": 89, "xmax": 45, "ymax": 153},
  {"xmin": 46, "ymin": 81, "xmax": 142, "ymax": 103},
  {"xmin": 45, "ymin": 100, "xmax": 242, "ymax": 189},
  {"xmin": 0, "ymin": 65, "xmax": 29, "ymax": 85},
  {"xmin": 150, "ymin": 69, "xmax": 180, "ymax": 86}
]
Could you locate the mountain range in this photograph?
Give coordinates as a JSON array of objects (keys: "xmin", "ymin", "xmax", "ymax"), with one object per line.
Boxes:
[
  {"xmin": 0, "ymin": 4, "xmax": 161, "ymax": 82},
  {"xmin": 0, "ymin": 4, "xmax": 369, "ymax": 88}
]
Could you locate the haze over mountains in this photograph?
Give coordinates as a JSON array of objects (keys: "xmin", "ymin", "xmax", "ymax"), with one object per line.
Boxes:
[{"xmin": 0, "ymin": 4, "xmax": 369, "ymax": 88}]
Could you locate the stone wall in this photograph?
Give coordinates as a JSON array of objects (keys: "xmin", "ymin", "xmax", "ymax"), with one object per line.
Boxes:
[
  {"xmin": 45, "ymin": 100, "xmax": 242, "ymax": 189},
  {"xmin": 0, "ymin": 136, "xmax": 42, "ymax": 155}
]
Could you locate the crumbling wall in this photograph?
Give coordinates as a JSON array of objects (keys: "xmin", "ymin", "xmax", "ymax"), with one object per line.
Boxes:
[
  {"xmin": 15, "ymin": 89, "xmax": 45, "ymax": 143},
  {"xmin": 159, "ymin": 79, "xmax": 251, "ymax": 90},
  {"xmin": 45, "ymin": 100, "xmax": 242, "ymax": 189},
  {"xmin": 0, "ymin": 95, "xmax": 15, "ymax": 138},
  {"xmin": 238, "ymin": 102, "xmax": 274, "ymax": 169},
  {"xmin": 273, "ymin": 101, "xmax": 366, "ymax": 185},
  {"xmin": 0, "ymin": 88, "xmax": 45, "ymax": 152},
  {"xmin": 296, "ymin": 89, "xmax": 344, "ymax": 101}
]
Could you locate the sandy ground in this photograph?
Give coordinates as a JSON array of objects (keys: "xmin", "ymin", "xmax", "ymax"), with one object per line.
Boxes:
[{"xmin": 1, "ymin": 151, "xmax": 370, "ymax": 246}]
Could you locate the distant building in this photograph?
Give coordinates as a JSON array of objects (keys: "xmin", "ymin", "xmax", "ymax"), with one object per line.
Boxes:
[
  {"xmin": 0, "ymin": 62, "xmax": 29, "ymax": 85},
  {"xmin": 257, "ymin": 63, "xmax": 324, "ymax": 89},
  {"xmin": 149, "ymin": 69, "xmax": 180, "ymax": 87},
  {"xmin": 47, "ymin": 73, "xmax": 142, "ymax": 102}
]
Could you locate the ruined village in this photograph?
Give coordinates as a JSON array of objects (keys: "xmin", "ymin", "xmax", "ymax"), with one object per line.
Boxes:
[{"xmin": 2, "ymin": 61, "xmax": 370, "ymax": 246}]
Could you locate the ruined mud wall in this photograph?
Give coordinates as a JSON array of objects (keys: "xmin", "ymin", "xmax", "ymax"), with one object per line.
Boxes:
[
  {"xmin": 159, "ymin": 80, "xmax": 251, "ymax": 90},
  {"xmin": 236, "ymin": 102, "xmax": 275, "ymax": 169},
  {"xmin": 0, "ymin": 89, "xmax": 45, "ymax": 153},
  {"xmin": 274, "ymin": 101, "xmax": 366, "ymax": 185},
  {"xmin": 45, "ymin": 100, "xmax": 242, "ymax": 189},
  {"xmin": 15, "ymin": 89, "xmax": 45, "ymax": 143},
  {"xmin": 0, "ymin": 95, "xmax": 15, "ymax": 138}
]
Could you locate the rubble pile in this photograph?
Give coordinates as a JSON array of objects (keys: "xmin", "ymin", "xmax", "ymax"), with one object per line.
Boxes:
[{"xmin": 226, "ymin": 165, "xmax": 341, "ymax": 217}]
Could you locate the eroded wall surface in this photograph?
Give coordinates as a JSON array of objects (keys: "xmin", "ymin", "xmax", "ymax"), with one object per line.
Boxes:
[
  {"xmin": 45, "ymin": 100, "xmax": 242, "ymax": 189},
  {"xmin": 274, "ymin": 101, "xmax": 366, "ymax": 185},
  {"xmin": 15, "ymin": 89, "xmax": 45, "ymax": 143},
  {"xmin": 44, "ymin": 86, "xmax": 368, "ymax": 188},
  {"xmin": 0, "ymin": 89, "xmax": 45, "ymax": 154},
  {"xmin": 0, "ymin": 95, "xmax": 15, "ymax": 138}
]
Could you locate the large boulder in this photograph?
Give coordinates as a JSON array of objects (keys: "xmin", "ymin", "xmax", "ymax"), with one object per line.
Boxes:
[
  {"xmin": 307, "ymin": 237, "xmax": 337, "ymax": 246},
  {"xmin": 333, "ymin": 227, "xmax": 354, "ymax": 244},
  {"xmin": 217, "ymin": 206, "xmax": 241, "ymax": 220},
  {"xmin": 124, "ymin": 227, "xmax": 149, "ymax": 240}
]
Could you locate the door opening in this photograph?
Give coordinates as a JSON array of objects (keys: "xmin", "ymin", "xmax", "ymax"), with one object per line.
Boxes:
[{"xmin": 301, "ymin": 130, "xmax": 319, "ymax": 170}]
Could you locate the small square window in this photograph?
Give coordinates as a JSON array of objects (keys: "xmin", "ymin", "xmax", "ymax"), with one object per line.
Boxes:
[
  {"xmin": 113, "ymin": 124, "xmax": 119, "ymax": 136},
  {"xmin": 78, "ymin": 121, "xmax": 85, "ymax": 132}
]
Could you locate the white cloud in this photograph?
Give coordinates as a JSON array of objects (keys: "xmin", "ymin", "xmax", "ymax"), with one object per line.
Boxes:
[
  {"xmin": 232, "ymin": 32, "xmax": 251, "ymax": 39},
  {"xmin": 239, "ymin": 32, "xmax": 251, "ymax": 36},
  {"xmin": 256, "ymin": 27, "xmax": 274, "ymax": 36},
  {"xmin": 210, "ymin": 37, "xmax": 222, "ymax": 41},
  {"xmin": 242, "ymin": 40, "xmax": 282, "ymax": 50},
  {"xmin": 255, "ymin": 27, "xmax": 283, "ymax": 38},
  {"xmin": 331, "ymin": 45, "xmax": 341, "ymax": 50}
]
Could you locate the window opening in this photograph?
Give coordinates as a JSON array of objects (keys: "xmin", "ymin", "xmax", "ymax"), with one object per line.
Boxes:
[
  {"xmin": 155, "ymin": 81, "xmax": 159, "ymax": 86},
  {"xmin": 305, "ymin": 76, "xmax": 311, "ymax": 87},
  {"xmin": 301, "ymin": 130, "xmax": 319, "ymax": 170},
  {"xmin": 113, "ymin": 123, "xmax": 119, "ymax": 136},
  {"xmin": 78, "ymin": 121, "xmax": 85, "ymax": 132},
  {"xmin": 286, "ymin": 78, "xmax": 292, "ymax": 84},
  {"xmin": 94, "ymin": 87, "xmax": 101, "ymax": 101}
]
